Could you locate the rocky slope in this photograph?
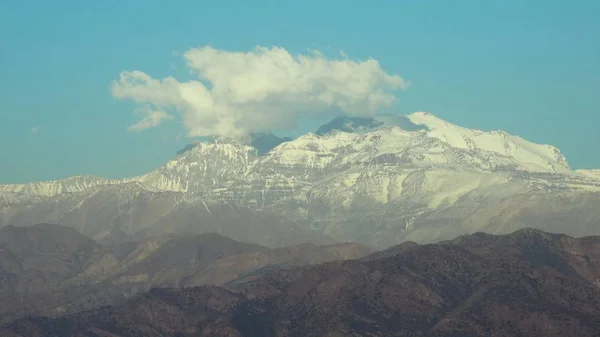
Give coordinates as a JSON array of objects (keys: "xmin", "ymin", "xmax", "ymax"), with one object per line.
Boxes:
[
  {"xmin": 4, "ymin": 229, "xmax": 600, "ymax": 336},
  {"xmin": 2, "ymin": 112, "xmax": 600, "ymax": 248},
  {"xmin": 0, "ymin": 182, "xmax": 328, "ymax": 247},
  {"xmin": 0, "ymin": 224, "xmax": 100, "ymax": 294},
  {"xmin": 0, "ymin": 224, "xmax": 370, "ymax": 324}
]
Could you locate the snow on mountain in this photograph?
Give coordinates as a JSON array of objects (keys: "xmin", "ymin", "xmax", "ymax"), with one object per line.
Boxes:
[
  {"xmin": 577, "ymin": 169, "xmax": 600, "ymax": 180},
  {"xmin": 2, "ymin": 112, "xmax": 599, "ymax": 248},
  {"xmin": 249, "ymin": 133, "xmax": 293, "ymax": 155},
  {"xmin": 257, "ymin": 118, "xmax": 570, "ymax": 178},
  {"xmin": 0, "ymin": 175, "xmax": 114, "ymax": 196},
  {"xmin": 133, "ymin": 140, "xmax": 257, "ymax": 194},
  {"xmin": 315, "ymin": 115, "xmax": 427, "ymax": 135},
  {"xmin": 0, "ymin": 182, "xmax": 326, "ymax": 248},
  {"xmin": 406, "ymin": 112, "xmax": 570, "ymax": 173},
  {"xmin": 0, "ymin": 112, "xmax": 589, "ymax": 205}
]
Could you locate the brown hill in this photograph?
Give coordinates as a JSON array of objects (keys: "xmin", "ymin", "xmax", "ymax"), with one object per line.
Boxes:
[
  {"xmin": 0, "ymin": 223, "xmax": 101, "ymax": 294},
  {"xmin": 4, "ymin": 229, "xmax": 600, "ymax": 336},
  {"xmin": 0, "ymin": 224, "xmax": 371, "ymax": 324}
]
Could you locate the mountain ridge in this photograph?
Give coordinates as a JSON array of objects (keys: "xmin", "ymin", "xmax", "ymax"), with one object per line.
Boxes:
[
  {"xmin": 0, "ymin": 112, "xmax": 582, "ymax": 197},
  {"xmin": 0, "ymin": 223, "xmax": 372, "ymax": 324},
  {"xmin": 2, "ymin": 112, "xmax": 600, "ymax": 249},
  {"xmin": 4, "ymin": 228, "xmax": 600, "ymax": 337}
]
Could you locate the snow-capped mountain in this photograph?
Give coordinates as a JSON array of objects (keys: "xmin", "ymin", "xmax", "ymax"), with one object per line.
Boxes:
[
  {"xmin": 2, "ymin": 112, "xmax": 600, "ymax": 248},
  {"xmin": 0, "ymin": 181, "xmax": 327, "ymax": 248},
  {"xmin": 0, "ymin": 175, "xmax": 116, "ymax": 197},
  {"xmin": 315, "ymin": 114, "xmax": 429, "ymax": 135},
  {"xmin": 0, "ymin": 112, "xmax": 579, "ymax": 197},
  {"xmin": 135, "ymin": 140, "xmax": 257, "ymax": 195}
]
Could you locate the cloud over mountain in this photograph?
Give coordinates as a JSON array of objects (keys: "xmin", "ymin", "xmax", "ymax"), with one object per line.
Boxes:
[{"xmin": 111, "ymin": 46, "xmax": 407, "ymax": 138}]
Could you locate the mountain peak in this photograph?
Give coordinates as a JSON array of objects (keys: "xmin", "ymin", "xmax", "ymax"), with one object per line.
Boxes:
[
  {"xmin": 170, "ymin": 140, "xmax": 257, "ymax": 163},
  {"xmin": 405, "ymin": 111, "xmax": 453, "ymax": 129},
  {"xmin": 315, "ymin": 114, "xmax": 428, "ymax": 136},
  {"xmin": 249, "ymin": 133, "xmax": 293, "ymax": 155},
  {"xmin": 175, "ymin": 133, "xmax": 292, "ymax": 157},
  {"xmin": 315, "ymin": 116, "xmax": 384, "ymax": 135}
]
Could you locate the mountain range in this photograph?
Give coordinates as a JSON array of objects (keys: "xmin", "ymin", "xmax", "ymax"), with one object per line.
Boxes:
[
  {"xmin": 2, "ymin": 112, "xmax": 600, "ymax": 248},
  {"xmin": 0, "ymin": 223, "xmax": 371, "ymax": 324},
  {"xmin": 3, "ymin": 228, "xmax": 600, "ymax": 336}
]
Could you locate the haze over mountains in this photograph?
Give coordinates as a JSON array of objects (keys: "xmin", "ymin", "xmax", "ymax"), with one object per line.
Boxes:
[
  {"xmin": 2, "ymin": 112, "xmax": 600, "ymax": 248},
  {"xmin": 0, "ymin": 223, "xmax": 371, "ymax": 324},
  {"xmin": 4, "ymin": 228, "xmax": 600, "ymax": 337},
  {"xmin": 1, "ymin": 113, "xmax": 600, "ymax": 335},
  {"xmin": 3, "ymin": 1, "xmax": 599, "ymax": 334}
]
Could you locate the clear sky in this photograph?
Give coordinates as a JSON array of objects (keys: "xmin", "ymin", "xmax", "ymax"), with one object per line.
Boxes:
[{"xmin": 1, "ymin": 0, "xmax": 598, "ymax": 183}]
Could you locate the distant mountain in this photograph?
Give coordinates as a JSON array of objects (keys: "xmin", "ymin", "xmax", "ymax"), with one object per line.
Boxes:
[
  {"xmin": 249, "ymin": 133, "xmax": 293, "ymax": 155},
  {"xmin": 315, "ymin": 114, "xmax": 428, "ymax": 135},
  {"xmin": 2, "ymin": 112, "xmax": 600, "ymax": 249},
  {"xmin": 0, "ymin": 175, "xmax": 114, "ymax": 196},
  {"xmin": 315, "ymin": 116, "xmax": 384, "ymax": 135},
  {"xmin": 5, "ymin": 229, "xmax": 600, "ymax": 337},
  {"xmin": 176, "ymin": 133, "xmax": 292, "ymax": 157},
  {"xmin": 0, "ymin": 224, "xmax": 371, "ymax": 324},
  {"xmin": 0, "ymin": 224, "xmax": 100, "ymax": 294},
  {"xmin": 0, "ymin": 182, "xmax": 328, "ymax": 247}
]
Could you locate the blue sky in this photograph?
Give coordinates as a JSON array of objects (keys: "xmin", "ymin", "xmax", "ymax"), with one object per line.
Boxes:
[{"xmin": 1, "ymin": 0, "xmax": 598, "ymax": 183}]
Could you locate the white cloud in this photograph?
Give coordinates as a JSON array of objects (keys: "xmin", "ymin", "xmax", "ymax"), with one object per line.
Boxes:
[
  {"xmin": 127, "ymin": 107, "xmax": 173, "ymax": 132},
  {"xmin": 111, "ymin": 45, "xmax": 407, "ymax": 138},
  {"xmin": 30, "ymin": 126, "xmax": 40, "ymax": 134}
]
